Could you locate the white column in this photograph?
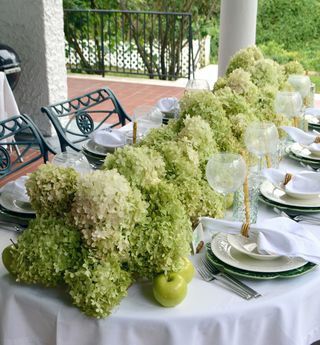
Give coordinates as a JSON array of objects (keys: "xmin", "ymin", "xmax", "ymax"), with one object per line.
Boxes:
[
  {"xmin": 0, "ymin": 0, "xmax": 67, "ymax": 135},
  {"xmin": 218, "ymin": 0, "xmax": 258, "ymax": 77}
]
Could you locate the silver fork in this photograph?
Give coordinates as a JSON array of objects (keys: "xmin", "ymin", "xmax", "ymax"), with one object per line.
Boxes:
[
  {"xmin": 195, "ymin": 260, "xmax": 253, "ymax": 300},
  {"xmin": 202, "ymin": 257, "xmax": 261, "ymax": 298}
]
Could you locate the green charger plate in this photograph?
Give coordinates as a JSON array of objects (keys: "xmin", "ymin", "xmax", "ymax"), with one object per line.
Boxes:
[
  {"xmin": 259, "ymin": 194, "xmax": 320, "ymax": 215},
  {"xmin": 288, "ymin": 152, "xmax": 320, "ymax": 168},
  {"xmin": 308, "ymin": 122, "xmax": 320, "ymax": 131},
  {"xmin": 206, "ymin": 243, "xmax": 317, "ymax": 280}
]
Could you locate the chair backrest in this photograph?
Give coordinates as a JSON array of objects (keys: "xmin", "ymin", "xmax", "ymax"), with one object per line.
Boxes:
[
  {"xmin": 0, "ymin": 114, "xmax": 55, "ymax": 181},
  {"xmin": 41, "ymin": 87, "xmax": 131, "ymax": 152}
]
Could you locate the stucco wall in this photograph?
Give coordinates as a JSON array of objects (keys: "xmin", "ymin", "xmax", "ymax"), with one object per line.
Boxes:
[{"xmin": 0, "ymin": 0, "xmax": 67, "ymax": 135}]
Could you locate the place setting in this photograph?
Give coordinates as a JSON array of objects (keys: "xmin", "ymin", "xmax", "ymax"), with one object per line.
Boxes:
[
  {"xmin": 280, "ymin": 125, "xmax": 320, "ymax": 169},
  {"xmin": 198, "ymin": 148, "xmax": 319, "ymax": 286},
  {"xmin": 0, "ymin": 176, "xmax": 35, "ymax": 226}
]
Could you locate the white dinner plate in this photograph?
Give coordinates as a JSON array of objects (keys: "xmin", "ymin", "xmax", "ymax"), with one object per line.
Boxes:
[
  {"xmin": 290, "ymin": 142, "xmax": 320, "ymax": 161},
  {"xmin": 211, "ymin": 233, "xmax": 307, "ymax": 273},
  {"xmin": 0, "ymin": 191, "xmax": 35, "ymax": 215},
  {"xmin": 227, "ymin": 234, "xmax": 281, "ymax": 261},
  {"xmin": 260, "ymin": 180, "xmax": 320, "ymax": 208}
]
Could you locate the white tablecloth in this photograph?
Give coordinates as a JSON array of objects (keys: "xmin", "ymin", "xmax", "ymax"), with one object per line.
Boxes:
[{"xmin": 1, "ymin": 158, "xmax": 320, "ymax": 345}]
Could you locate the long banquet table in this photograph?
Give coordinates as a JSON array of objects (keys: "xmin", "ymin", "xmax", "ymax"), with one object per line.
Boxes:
[{"xmin": 1, "ymin": 157, "xmax": 320, "ymax": 345}]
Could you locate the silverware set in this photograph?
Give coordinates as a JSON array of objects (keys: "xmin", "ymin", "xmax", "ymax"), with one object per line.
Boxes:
[
  {"xmin": 195, "ymin": 257, "xmax": 261, "ymax": 300},
  {"xmin": 273, "ymin": 207, "xmax": 320, "ymax": 225}
]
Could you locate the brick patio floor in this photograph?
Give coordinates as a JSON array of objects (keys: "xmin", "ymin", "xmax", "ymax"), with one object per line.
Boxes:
[{"xmin": 68, "ymin": 76, "xmax": 185, "ymax": 116}]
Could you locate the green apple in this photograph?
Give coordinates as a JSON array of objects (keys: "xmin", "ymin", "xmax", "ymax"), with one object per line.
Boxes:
[
  {"xmin": 2, "ymin": 245, "xmax": 15, "ymax": 275},
  {"xmin": 153, "ymin": 273, "xmax": 187, "ymax": 307},
  {"xmin": 177, "ymin": 257, "xmax": 195, "ymax": 283}
]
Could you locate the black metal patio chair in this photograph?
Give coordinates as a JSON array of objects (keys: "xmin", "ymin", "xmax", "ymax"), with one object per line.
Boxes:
[
  {"xmin": 0, "ymin": 114, "xmax": 55, "ymax": 179},
  {"xmin": 41, "ymin": 87, "xmax": 131, "ymax": 152}
]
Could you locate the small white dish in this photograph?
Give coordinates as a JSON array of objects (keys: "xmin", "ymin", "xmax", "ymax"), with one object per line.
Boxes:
[
  {"xmin": 227, "ymin": 234, "xmax": 280, "ymax": 261},
  {"xmin": 284, "ymin": 172, "xmax": 320, "ymax": 200}
]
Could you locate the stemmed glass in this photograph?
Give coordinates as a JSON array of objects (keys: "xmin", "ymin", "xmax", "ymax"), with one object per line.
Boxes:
[
  {"xmin": 132, "ymin": 105, "xmax": 163, "ymax": 143},
  {"xmin": 185, "ymin": 79, "xmax": 210, "ymax": 92},
  {"xmin": 274, "ymin": 91, "xmax": 303, "ymax": 127},
  {"xmin": 244, "ymin": 122, "xmax": 279, "ymax": 171},
  {"xmin": 206, "ymin": 153, "xmax": 247, "ymax": 214},
  {"xmin": 288, "ymin": 75, "xmax": 312, "ymax": 129},
  {"xmin": 288, "ymin": 75, "xmax": 311, "ymax": 106}
]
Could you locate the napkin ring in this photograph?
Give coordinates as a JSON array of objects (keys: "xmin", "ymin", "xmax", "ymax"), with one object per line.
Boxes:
[
  {"xmin": 283, "ymin": 173, "xmax": 293, "ymax": 186},
  {"xmin": 241, "ymin": 222, "xmax": 250, "ymax": 238},
  {"xmin": 314, "ymin": 136, "xmax": 320, "ymax": 144}
]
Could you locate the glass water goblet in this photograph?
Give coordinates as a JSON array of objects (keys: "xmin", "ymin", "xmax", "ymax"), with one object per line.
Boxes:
[
  {"xmin": 244, "ymin": 122, "xmax": 279, "ymax": 171},
  {"xmin": 206, "ymin": 153, "xmax": 247, "ymax": 214},
  {"xmin": 274, "ymin": 91, "xmax": 302, "ymax": 127},
  {"xmin": 185, "ymin": 79, "xmax": 210, "ymax": 92},
  {"xmin": 288, "ymin": 75, "xmax": 311, "ymax": 106},
  {"xmin": 132, "ymin": 105, "xmax": 163, "ymax": 140}
]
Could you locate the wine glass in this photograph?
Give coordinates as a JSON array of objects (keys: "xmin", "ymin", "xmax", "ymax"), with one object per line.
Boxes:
[
  {"xmin": 288, "ymin": 75, "xmax": 312, "ymax": 129},
  {"xmin": 274, "ymin": 91, "xmax": 302, "ymax": 120},
  {"xmin": 244, "ymin": 122, "xmax": 279, "ymax": 171},
  {"xmin": 185, "ymin": 79, "xmax": 210, "ymax": 92},
  {"xmin": 51, "ymin": 152, "xmax": 92, "ymax": 174},
  {"xmin": 206, "ymin": 153, "xmax": 247, "ymax": 213},
  {"xmin": 133, "ymin": 105, "xmax": 163, "ymax": 137},
  {"xmin": 288, "ymin": 75, "xmax": 311, "ymax": 105}
]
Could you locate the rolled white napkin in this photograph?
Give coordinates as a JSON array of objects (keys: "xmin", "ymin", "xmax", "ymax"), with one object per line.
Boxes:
[
  {"xmin": 0, "ymin": 175, "xmax": 29, "ymax": 203},
  {"xmin": 200, "ymin": 216, "xmax": 320, "ymax": 264},
  {"xmin": 91, "ymin": 128, "xmax": 126, "ymax": 147},
  {"xmin": 156, "ymin": 97, "xmax": 179, "ymax": 114},
  {"xmin": 262, "ymin": 168, "xmax": 320, "ymax": 198},
  {"xmin": 305, "ymin": 107, "xmax": 320, "ymax": 117}
]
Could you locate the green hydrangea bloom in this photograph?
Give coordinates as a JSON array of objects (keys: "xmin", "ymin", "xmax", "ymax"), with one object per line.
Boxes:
[
  {"xmin": 177, "ymin": 115, "xmax": 218, "ymax": 163},
  {"xmin": 179, "ymin": 91, "xmax": 238, "ymax": 151},
  {"xmin": 65, "ymin": 254, "xmax": 132, "ymax": 318},
  {"xmin": 103, "ymin": 146, "xmax": 166, "ymax": 190},
  {"xmin": 158, "ymin": 140, "xmax": 201, "ymax": 181},
  {"xmin": 139, "ymin": 121, "xmax": 179, "ymax": 151},
  {"xmin": 71, "ymin": 170, "xmax": 147, "ymax": 258},
  {"xmin": 250, "ymin": 59, "xmax": 285, "ymax": 89},
  {"xmin": 226, "ymin": 45, "xmax": 264, "ymax": 74},
  {"xmin": 175, "ymin": 178, "xmax": 224, "ymax": 224},
  {"xmin": 12, "ymin": 216, "xmax": 82, "ymax": 287},
  {"xmin": 283, "ymin": 61, "xmax": 305, "ymax": 78},
  {"xmin": 25, "ymin": 163, "xmax": 78, "ymax": 217},
  {"xmin": 128, "ymin": 181, "xmax": 191, "ymax": 279},
  {"xmin": 225, "ymin": 68, "xmax": 259, "ymax": 104}
]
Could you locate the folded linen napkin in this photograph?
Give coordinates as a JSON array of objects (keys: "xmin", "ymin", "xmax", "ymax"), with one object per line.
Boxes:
[
  {"xmin": 156, "ymin": 97, "xmax": 179, "ymax": 116},
  {"xmin": 281, "ymin": 126, "xmax": 317, "ymax": 146},
  {"xmin": 262, "ymin": 168, "xmax": 320, "ymax": 197},
  {"xmin": 305, "ymin": 108, "xmax": 320, "ymax": 117},
  {"xmin": 91, "ymin": 128, "xmax": 126, "ymax": 147},
  {"xmin": 0, "ymin": 175, "xmax": 29, "ymax": 202},
  {"xmin": 200, "ymin": 216, "xmax": 320, "ymax": 264}
]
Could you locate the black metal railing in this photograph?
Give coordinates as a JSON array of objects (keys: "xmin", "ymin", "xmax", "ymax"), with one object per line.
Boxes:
[{"xmin": 64, "ymin": 9, "xmax": 194, "ymax": 80}]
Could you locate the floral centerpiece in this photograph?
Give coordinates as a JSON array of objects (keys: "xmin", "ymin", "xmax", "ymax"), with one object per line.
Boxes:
[{"xmin": 8, "ymin": 46, "xmax": 305, "ymax": 318}]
